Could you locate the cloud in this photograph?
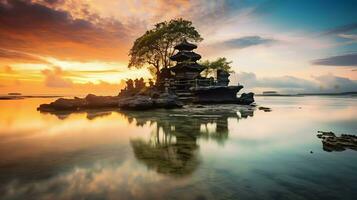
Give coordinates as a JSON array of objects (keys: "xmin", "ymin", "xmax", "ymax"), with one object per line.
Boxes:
[
  {"xmin": 236, "ymin": 72, "xmax": 316, "ymax": 92},
  {"xmin": 338, "ymin": 34, "xmax": 357, "ymax": 40},
  {"xmin": 37, "ymin": 66, "xmax": 125, "ymax": 94},
  {"xmin": 41, "ymin": 67, "xmax": 73, "ymax": 88},
  {"xmin": 322, "ymin": 22, "xmax": 357, "ymax": 35},
  {"xmin": 73, "ymin": 69, "xmax": 124, "ymax": 74},
  {"xmin": 235, "ymin": 72, "xmax": 357, "ymax": 93},
  {"xmin": 0, "ymin": 48, "xmax": 46, "ymax": 63},
  {"xmin": 311, "ymin": 53, "xmax": 357, "ymax": 67},
  {"xmin": 0, "ymin": 0, "xmax": 134, "ymax": 61},
  {"xmin": 2, "ymin": 65, "xmax": 14, "ymax": 73},
  {"xmin": 313, "ymin": 74, "xmax": 357, "ymax": 92},
  {"xmin": 248, "ymin": 0, "xmax": 282, "ymax": 17},
  {"xmin": 214, "ymin": 36, "xmax": 278, "ymax": 50}
]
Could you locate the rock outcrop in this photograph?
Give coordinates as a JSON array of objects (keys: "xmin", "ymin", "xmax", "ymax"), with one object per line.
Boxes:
[
  {"xmin": 191, "ymin": 86, "xmax": 244, "ymax": 104},
  {"xmin": 190, "ymin": 86, "xmax": 254, "ymax": 105},
  {"xmin": 37, "ymin": 94, "xmax": 120, "ymax": 112},
  {"xmin": 317, "ymin": 131, "xmax": 357, "ymax": 152},
  {"xmin": 258, "ymin": 106, "xmax": 272, "ymax": 112},
  {"xmin": 118, "ymin": 92, "xmax": 183, "ymax": 110},
  {"xmin": 236, "ymin": 92, "xmax": 255, "ymax": 105}
]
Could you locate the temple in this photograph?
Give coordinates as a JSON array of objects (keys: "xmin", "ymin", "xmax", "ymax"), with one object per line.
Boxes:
[
  {"xmin": 170, "ymin": 39, "xmax": 204, "ymax": 80},
  {"xmin": 118, "ymin": 39, "xmax": 254, "ymax": 107},
  {"xmin": 157, "ymin": 39, "xmax": 209, "ymax": 92},
  {"xmin": 157, "ymin": 39, "xmax": 252, "ymax": 104}
]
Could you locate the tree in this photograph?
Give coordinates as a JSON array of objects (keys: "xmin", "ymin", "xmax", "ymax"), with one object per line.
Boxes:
[
  {"xmin": 128, "ymin": 18, "xmax": 203, "ymax": 80},
  {"xmin": 200, "ymin": 57, "xmax": 234, "ymax": 77}
]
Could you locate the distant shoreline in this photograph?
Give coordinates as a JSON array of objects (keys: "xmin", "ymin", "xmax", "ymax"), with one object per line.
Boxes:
[
  {"xmin": 256, "ymin": 91, "xmax": 357, "ymax": 97},
  {"xmin": 0, "ymin": 95, "xmax": 64, "ymax": 100}
]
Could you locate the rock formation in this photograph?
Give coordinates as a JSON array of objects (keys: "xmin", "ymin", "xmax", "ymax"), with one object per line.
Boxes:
[
  {"xmin": 317, "ymin": 131, "xmax": 357, "ymax": 152},
  {"xmin": 118, "ymin": 92, "xmax": 183, "ymax": 110},
  {"xmin": 37, "ymin": 94, "xmax": 120, "ymax": 112}
]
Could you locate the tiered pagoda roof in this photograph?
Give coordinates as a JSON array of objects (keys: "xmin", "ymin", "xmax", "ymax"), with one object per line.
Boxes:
[
  {"xmin": 170, "ymin": 39, "xmax": 205, "ymax": 75},
  {"xmin": 170, "ymin": 62, "xmax": 205, "ymax": 73},
  {"xmin": 170, "ymin": 51, "xmax": 201, "ymax": 62},
  {"xmin": 174, "ymin": 39, "xmax": 197, "ymax": 51}
]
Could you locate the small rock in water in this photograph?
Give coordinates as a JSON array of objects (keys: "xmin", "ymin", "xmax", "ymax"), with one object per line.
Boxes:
[
  {"xmin": 310, "ymin": 151, "xmax": 313, "ymax": 154},
  {"xmin": 317, "ymin": 130, "xmax": 335, "ymax": 137},
  {"xmin": 316, "ymin": 131, "xmax": 357, "ymax": 152},
  {"xmin": 258, "ymin": 106, "xmax": 272, "ymax": 112}
]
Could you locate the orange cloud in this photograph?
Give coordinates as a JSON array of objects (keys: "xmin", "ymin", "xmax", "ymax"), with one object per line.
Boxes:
[
  {"xmin": 0, "ymin": 48, "xmax": 47, "ymax": 63},
  {"xmin": 2, "ymin": 65, "xmax": 14, "ymax": 74},
  {"xmin": 0, "ymin": 0, "xmax": 134, "ymax": 62},
  {"xmin": 41, "ymin": 66, "xmax": 73, "ymax": 88}
]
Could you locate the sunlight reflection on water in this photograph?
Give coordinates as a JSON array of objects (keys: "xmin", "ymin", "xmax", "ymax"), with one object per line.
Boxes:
[{"xmin": 0, "ymin": 96, "xmax": 356, "ymax": 200}]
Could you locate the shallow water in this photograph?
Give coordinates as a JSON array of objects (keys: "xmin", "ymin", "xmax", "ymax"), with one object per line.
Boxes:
[{"xmin": 0, "ymin": 96, "xmax": 356, "ymax": 200}]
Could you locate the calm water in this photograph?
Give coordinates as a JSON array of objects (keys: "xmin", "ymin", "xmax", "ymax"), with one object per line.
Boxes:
[{"xmin": 0, "ymin": 96, "xmax": 356, "ymax": 200}]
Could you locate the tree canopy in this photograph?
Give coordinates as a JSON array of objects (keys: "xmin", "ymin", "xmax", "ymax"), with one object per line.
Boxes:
[
  {"xmin": 128, "ymin": 18, "xmax": 203, "ymax": 79},
  {"xmin": 200, "ymin": 57, "xmax": 234, "ymax": 77}
]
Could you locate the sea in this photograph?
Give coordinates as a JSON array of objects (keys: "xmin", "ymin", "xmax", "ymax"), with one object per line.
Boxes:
[{"xmin": 0, "ymin": 96, "xmax": 356, "ymax": 200}]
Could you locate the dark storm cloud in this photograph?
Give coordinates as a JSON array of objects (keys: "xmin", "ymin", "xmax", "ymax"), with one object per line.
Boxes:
[
  {"xmin": 220, "ymin": 36, "xmax": 278, "ymax": 49},
  {"xmin": 0, "ymin": 0, "xmax": 131, "ymax": 60},
  {"xmin": 311, "ymin": 53, "xmax": 357, "ymax": 67}
]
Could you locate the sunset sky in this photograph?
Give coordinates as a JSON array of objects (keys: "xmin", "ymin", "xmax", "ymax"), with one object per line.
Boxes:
[{"xmin": 0, "ymin": 0, "xmax": 356, "ymax": 95}]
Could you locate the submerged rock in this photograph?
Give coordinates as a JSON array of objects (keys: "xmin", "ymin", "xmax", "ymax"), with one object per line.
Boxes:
[
  {"xmin": 317, "ymin": 131, "xmax": 357, "ymax": 152},
  {"xmin": 258, "ymin": 106, "xmax": 272, "ymax": 112}
]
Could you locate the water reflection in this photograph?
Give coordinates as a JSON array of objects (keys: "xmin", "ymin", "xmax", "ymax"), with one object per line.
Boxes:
[
  {"xmin": 39, "ymin": 105, "xmax": 256, "ymax": 178},
  {"xmin": 39, "ymin": 109, "xmax": 116, "ymax": 120},
  {"xmin": 1, "ymin": 97, "xmax": 357, "ymax": 199},
  {"xmin": 120, "ymin": 105, "xmax": 255, "ymax": 177}
]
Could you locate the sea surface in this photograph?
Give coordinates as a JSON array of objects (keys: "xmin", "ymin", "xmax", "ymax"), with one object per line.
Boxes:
[{"xmin": 0, "ymin": 96, "xmax": 356, "ymax": 200}]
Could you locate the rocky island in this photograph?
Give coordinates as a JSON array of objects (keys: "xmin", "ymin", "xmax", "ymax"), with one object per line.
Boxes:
[{"xmin": 38, "ymin": 40, "xmax": 254, "ymax": 112}]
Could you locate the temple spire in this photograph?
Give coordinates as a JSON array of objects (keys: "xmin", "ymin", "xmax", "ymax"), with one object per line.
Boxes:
[{"xmin": 174, "ymin": 39, "xmax": 197, "ymax": 51}]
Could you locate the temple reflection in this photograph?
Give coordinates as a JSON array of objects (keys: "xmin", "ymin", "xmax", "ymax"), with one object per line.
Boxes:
[
  {"xmin": 38, "ymin": 104, "xmax": 256, "ymax": 177},
  {"xmin": 121, "ymin": 105, "xmax": 255, "ymax": 177}
]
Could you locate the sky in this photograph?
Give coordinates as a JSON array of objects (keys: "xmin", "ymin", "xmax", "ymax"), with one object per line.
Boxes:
[{"xmin": 0, "ymin": 0, "xmax": 356, "ymax": 95}]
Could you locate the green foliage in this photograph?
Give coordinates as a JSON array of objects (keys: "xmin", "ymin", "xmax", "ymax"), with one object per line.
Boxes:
[
  {"xmin": 128, "ymin": 18, "xmax": 203, "ymax": 79},
  {"xmin": 200, "ymin": 57, "xmax": 234, "ymax": 77}
]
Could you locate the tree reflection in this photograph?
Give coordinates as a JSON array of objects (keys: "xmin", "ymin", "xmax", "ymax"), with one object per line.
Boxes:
[
  {"xmin": 39, "ymin": 109, "xmax": 116, "ymax": 120},
  {"xmin": 121, "ymin": 105, "xmax": 255, "ymax": 177}
]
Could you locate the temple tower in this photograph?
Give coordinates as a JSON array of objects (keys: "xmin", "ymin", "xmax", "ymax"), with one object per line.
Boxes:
[{"xmin": 170, "ymin": 39, "xmax": 205, "ymax": 80}]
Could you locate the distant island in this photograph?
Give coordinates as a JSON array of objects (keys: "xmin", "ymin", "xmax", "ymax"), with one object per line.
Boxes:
[
  {"xmin": 298, "ymin": 91, "xmax": 357, "ymax": 96},
  {"xmin": 0, "ymin": 94, "xmax": 63, "ymax": 100},
  {"xmin": 8, "ymin": 92, "xmax": 22, "ymax": 96}
]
